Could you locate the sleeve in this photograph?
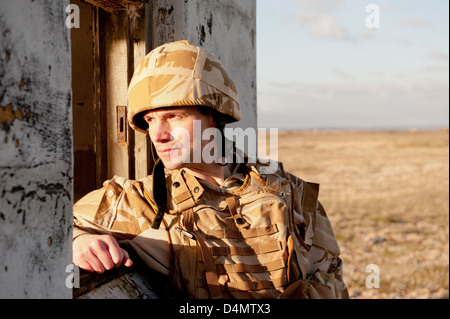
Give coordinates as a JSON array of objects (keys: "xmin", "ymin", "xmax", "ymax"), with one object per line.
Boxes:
[
  {"xmin": 305, "ymin": 199, "xmax": 349, "ymax": 299},
  {"xmin": 73, "ymin": 177, "xmax": 171, "ymax": 276},
  {"xmin": 280, "ymin": 174, "xmax": 349, "ymax": 299},
  {"xmin": 73, "ymin": 177, "xmax": 131, "ymax": 239},
  {"xmin": 73, "ymin": 185, "xmax": 110, "ymax": 239}
]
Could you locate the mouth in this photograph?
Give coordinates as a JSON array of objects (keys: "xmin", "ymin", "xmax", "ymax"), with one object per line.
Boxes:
[{"xmin": 157, "ymin": 147, "xmax": 181, "ymax": 157}]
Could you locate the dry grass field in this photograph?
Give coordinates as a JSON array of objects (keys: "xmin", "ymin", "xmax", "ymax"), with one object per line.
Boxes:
[{"xmin": 272, "ymin": 129, "xmax": 449, "ymax": 299}]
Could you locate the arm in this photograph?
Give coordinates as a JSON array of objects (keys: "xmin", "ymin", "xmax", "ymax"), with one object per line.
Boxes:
[
  {"xmin": 73, "ymin": 233, "xmax": 133, "ymax": 274},
  {"xmin": 304, "ymin": 200, "xmax": 349, "ymax": 299},
  {"xmin": 72, "ymin": 178, "xmax": 135, "ymax": 274},
  {"xmin": 281, "ymin": 175, "xmax": 349, "ymax": 299},
  {"xmin": 73, "ymin": 176, "xmax": 170, "ymax": 275}
]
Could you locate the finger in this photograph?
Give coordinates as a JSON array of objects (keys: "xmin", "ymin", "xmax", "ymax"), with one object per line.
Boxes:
[
  {"xmin": 87, "ymin": 254, "xmax": 106, "ymax": 274},
  {"xmin": 104, "ymin": 236, "xmax": 124, "ymax": 266},
  {"xmin": 121, "ymin": 248, "xmax": 133, "ymax": 267},
  {"xmin": 74, "ymin": 248, "xmax": 101, "ymax": 273},
  {"xmin": 75, "ymin": 260, "xmax": 95, "ymax": 273},
  {"xmin": 92, "ymin": 241, "xmax": 115, "ymax": 271}
]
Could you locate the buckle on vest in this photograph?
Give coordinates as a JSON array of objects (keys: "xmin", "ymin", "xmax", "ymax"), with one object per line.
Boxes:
[{"xmin": 226, "ymin": 196, "xmax": 250, "ymax": 229}]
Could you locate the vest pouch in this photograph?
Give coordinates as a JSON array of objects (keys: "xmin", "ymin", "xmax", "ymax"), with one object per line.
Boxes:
[{"xmin": 278, "ymin": 279, "xmax": 335, "ymax": 299}]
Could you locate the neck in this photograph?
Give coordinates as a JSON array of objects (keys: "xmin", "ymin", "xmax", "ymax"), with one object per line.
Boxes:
[{"xmin": 184, "ymin": 163, "xmax": 235, "ymax": 187}]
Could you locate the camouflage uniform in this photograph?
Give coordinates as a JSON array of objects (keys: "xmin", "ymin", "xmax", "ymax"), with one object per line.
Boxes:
[
  {"xmin": 74, "ymin": 159, "xmax": 349, "ymax": 299},
  {"xmin": 73, "ymin": 41, "xmax": 349, "ymax": 299}
]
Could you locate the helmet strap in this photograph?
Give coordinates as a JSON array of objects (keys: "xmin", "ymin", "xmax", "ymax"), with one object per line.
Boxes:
[{"xmin": 151, "ymin": 157, "xmax": 168, "ymax": 230}]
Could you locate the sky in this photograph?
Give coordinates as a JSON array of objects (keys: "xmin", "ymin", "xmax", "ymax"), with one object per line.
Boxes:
[{"xmin": 256, "ymin": 0, "xmax": 449, "ymax": 130}]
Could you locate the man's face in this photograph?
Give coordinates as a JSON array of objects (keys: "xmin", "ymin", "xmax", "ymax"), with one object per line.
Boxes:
[{"xmin": 143, "ymin": 106, "xmax": 215, "ymax": 170}]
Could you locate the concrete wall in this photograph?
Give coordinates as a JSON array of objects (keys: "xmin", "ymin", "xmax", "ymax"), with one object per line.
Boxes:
[
  {"xmin": 0, "ymin": 0, "xmax": 73, "ymax": 298},
  {"xmin": 0, "ymin": 0, "xmax": 256, "ymax": 299},
  {"xmin": 151, "ymin": 0, "xmax": 257, "ymax": 131}
]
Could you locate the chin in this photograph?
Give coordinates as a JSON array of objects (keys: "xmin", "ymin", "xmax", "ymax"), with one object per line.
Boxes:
[{"xmin": 159, "ymin": 157, "xmax": 187, "ymax": 171}]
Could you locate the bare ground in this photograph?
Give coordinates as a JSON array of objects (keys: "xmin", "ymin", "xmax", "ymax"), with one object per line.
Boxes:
[{"xmin": 272, "ymin": 129, "xmax": 449, "ymax": 299}]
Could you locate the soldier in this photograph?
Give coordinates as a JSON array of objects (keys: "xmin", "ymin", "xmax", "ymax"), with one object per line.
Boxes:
[{"xmin": 73, "ymin": 40, "xmax": 349, "ymax": 299}]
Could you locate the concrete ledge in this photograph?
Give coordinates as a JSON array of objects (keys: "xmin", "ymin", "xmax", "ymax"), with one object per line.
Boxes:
[{"xmin": 74, "ymin": 263, "xmax": 166, "ymax": 299}]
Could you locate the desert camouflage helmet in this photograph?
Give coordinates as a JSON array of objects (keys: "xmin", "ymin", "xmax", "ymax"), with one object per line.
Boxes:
[{"xmin": 127, "ymin": 40, "xmax": 241, "ymax": 134}]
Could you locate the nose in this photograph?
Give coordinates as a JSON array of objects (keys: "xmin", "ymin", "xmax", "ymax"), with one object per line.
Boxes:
[{"xmin": 150, "ymin": 119, "xmax": 171, "ymax": 143}]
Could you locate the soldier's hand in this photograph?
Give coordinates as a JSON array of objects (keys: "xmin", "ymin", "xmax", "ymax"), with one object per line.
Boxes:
[{"xmin": 73, "ymin": 234, "xmax": 133, "ymax": 274}]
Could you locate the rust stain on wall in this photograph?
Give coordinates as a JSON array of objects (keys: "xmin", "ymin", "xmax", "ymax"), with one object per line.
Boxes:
[{"xmin": 0, "ymin": 104, "xmax": 24, "ymax": 127}]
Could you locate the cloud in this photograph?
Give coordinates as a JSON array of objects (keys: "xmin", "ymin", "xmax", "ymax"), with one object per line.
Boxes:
[
  {"xmin": 258, "ymin": 79, "xmax": 449, "ymax": 129},
  {"xmin": 426, "ymin": 50, "xmax": 449, "ymax": 62},
  {"xmin": 293, "ymin": 11, "xmax": 351, "ymax": 41},
  {"xmin": 397, "ymin": 37, "xmax": 413, "ymax": 47},
  {"xmin": 290, "ymin": 0, "xmax": 346, "ymax": 12},
  {"xmin": 330, "ymin": 68, "xmax": 354, "ymax": 80},
  {"xmin": 288, "ymin": 0, "xmax": 352, "ymax": 42},
  {"xmin": 395, "ymin": 19, "xmax": 431, "ymax": 27}
]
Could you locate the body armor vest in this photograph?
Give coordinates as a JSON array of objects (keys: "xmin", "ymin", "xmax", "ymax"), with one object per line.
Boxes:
[
  {"xmin": 158, "ymin": 161, "xmax": 314, "ymax": 299},
  {"xmin": 73, "ymin": 159, "xmax": 347, "ymax": 299}
]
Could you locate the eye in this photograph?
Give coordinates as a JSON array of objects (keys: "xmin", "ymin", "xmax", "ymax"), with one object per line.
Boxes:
[
  {"xmin": 168, "ymin": 114, "xmax": 181, "ymax": 120},
  {"xmin": 144, "ymin": 116, "xmax": 154, "ymax": 123}
]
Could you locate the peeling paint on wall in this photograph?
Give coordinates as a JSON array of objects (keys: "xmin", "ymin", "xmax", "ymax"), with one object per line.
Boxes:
[{"xmin": 0, "ymin": 0, "xmax": 73, "ymax": 298}]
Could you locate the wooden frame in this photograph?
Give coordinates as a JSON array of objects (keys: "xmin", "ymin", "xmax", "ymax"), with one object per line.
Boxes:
[
  {"xmin": 83, "ymin": 0, "xmax": 146, "ymax": 12},
  {"xmin": 72, "ymin": 0, "xmax": 151, "ymax": 201}
]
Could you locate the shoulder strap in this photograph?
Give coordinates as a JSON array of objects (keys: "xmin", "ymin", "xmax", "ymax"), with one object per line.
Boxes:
[{"xmin": 182, "ymin": 208, "xmax": 223, "ymax": 299}]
